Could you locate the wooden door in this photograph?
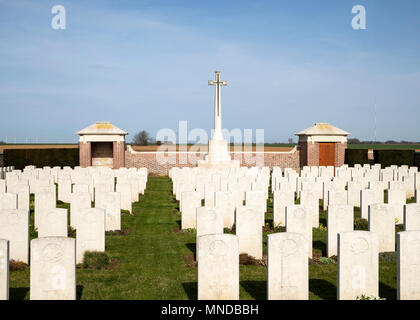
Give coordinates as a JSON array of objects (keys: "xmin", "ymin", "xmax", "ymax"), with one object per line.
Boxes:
[{"xmin": 319, "ymin": 143, "xmax": 335, "ymax": 167}]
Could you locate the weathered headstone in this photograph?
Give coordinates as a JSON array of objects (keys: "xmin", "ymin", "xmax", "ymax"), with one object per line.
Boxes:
[
  {"xmin": 38, "ymin": 208, "xmax": 68, "ymax": 238},
  {"xmin": 246, "ymin": 190, "xmax": 266, "ymax": 226},
  {"xmin": 360, "ymin": 189, "xmax": 376, "ymax": 220},
  {"xmin": 369, "ymin": 204, "xmax": 395, "ymax": 252},
  {"xmin": 180, "ymin": 191, "xmax": 201, "ymax": 230},
  {"xmin": 70, "ymin": 192, "xmax": 91, "ymax": 229},
  {"xmin": 273, "ymin": 190, "xmax": 294, "ymax": 227},
  {"xmin": 301, "ymin": 190, "xmax": 319, "ymax": 228},
  {"xmin": 30, "ymin": 237, "xmax": 76, "ymax": 300},
  {"xmin": 337, "ymin": 231, "xmax": 379, "ymax": 300},
  {"xmin": 388, "ymin": 189, "xmax": 406, "ymax": 222},
  {"xmin": 76, "ymin": 208, "xmax": 105, "ymax": 264},
  {"xmin": 95, "ymin": 192, "xmax": 121, "ymax": 231},
  {"xmin": 0, "ymin": 239, "xmax": 9, "ymax": 300},
  {"xmin": 0, "ymin": 209, "xmax": 29, "ymax": 263},
  {"xmin": 236, "ymin": 206, "xmax": 262, "ymax": 259},
  {"xmin": 397, "ymin": 231, "xmax": 420, "ymax": 300},
  {"xmin": 196, "ymin": 207, "xmax": 223, "ymax": 258},
  {"xmin": 327, "ymin": 205, "xmax": 353, "ymax": 257},
  {"xmin": 286, "ymin": 205, "xmax": 312, "ymax": 258},
  {"xmin": 404, "ymin": 204, "xmax": 420, "ymax": 231},
  {"xmin": 215, "ymin": 191, "xmax": 235, "ymax": 229},
  {"xmin": 0, "ymin": 193, "xmax": 17, "ymax": 211},
  {"xmin": 34, "ymin": 190, "xmax": 56, "ymax": 229},
  {"xmin": 7, "ymin": 184, "xmax": 30, "ymax": 213},
  {"xmin": 197, "ymin": 234, "xmax": 239, "ymax": 300},
  {"xmin": 116, "ymin": 183, "xmax": 132, "ymax": 214},
  {"xmin": 58, "ymin": 178, "xmax": 72, "ymax": 203},
  {"xmin": 267, "ymin": 232, "xmax": 308, "ymax": 300}
]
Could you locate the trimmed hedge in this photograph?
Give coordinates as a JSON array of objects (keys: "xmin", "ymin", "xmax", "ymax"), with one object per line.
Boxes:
[
  {"xmin": 373, "ymin": 149, "xmax": 414, "ymax": 168},
  {"xmin": 345, "ymin": 149, "xmax": 369, "ymax": 167},
  {"xmin": 4, "ymin": 148, "xmax": 79, "ymax": 170}
]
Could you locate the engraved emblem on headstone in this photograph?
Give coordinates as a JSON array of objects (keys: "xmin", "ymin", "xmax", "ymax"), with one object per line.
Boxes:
[
  {"xmin": 43, "ymin": 243, "xmax": 64, "ymax": 263},
  {"xmin": 350, "ymin": 237, "xmax": 369, "ymax": 255}
]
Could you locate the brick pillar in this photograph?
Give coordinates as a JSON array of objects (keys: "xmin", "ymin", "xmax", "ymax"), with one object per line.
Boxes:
[
  {"xmin": 113, "ymin": 141, "xmax": 125, "ymax": 169},
  {"xmin": 298, "ymin": 141, "xmax": 308, "ymax": 167},
  {"xmin": 335, "ymin": 142, "xmax": 347, "ymax": 167},
  {"xmin": 79, "ymin": 142, "xmax": 91, "ymax": 168}
]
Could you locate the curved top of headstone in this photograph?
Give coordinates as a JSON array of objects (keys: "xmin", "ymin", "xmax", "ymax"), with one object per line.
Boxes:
[
  {"xmin": 77, "ymin": 121, "xmax": 128, "ymax": 136},
  {"xmin": 296, "ymin": 123, "xmax": 350, "ymax": 136}
]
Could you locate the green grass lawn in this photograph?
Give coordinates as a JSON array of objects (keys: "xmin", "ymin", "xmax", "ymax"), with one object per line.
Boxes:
[{"xmin": 9, "ymin": 177, "xmax": 400, "ymax": 300}]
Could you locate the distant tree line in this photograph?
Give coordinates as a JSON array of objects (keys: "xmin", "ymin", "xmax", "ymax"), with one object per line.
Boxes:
[
  {"xmin": 348, "ymin": 138, "xmax": 420, "ymax": 144},
  {"xmin": 131, "ymin": 130, "xmax": 163, "ymax": 146}
]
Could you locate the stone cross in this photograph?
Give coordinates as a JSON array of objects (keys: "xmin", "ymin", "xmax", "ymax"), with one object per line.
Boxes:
[{"xmin": 208, "ymin": 71, "xmax": 227, "ymax": 141}]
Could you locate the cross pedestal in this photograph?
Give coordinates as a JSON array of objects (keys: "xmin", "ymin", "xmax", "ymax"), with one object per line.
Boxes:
[{"xmin": 198, "ymin": 71, "xmax": 240, "ymax": 169}]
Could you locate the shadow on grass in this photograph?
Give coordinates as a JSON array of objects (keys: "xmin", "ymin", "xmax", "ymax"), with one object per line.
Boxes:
[
  {"xmin": 186, "ymin": 243, "xmax": 196, "ymax": 259},
  {"xmin": 309, "ymin": 279, "xmax": 336, "ymax": 300},
  {"xmin": 9, "ymin": 287, "xmax": 29, "ymax": 300},
  {"xmin": 176, "ymin": 219, "xmax": 181, "ymax": 229},
  {"xmin": 319, "ymin": 216, "xmax": 327, "ymax": 227},
  {"xmin": 182, "ymin": 282, "xmax": 197, "ymax": 300},
  {"xmin": 77, "ymin": 285, "xmax": 84, "ymax": 300},
  {"xmin": 240, "ymin": 281, "xmax": 266, "ymax": 300},
  {"xmin": 379, "ymin": 281, "xmax": 396, "ymax": 300},
  {"xmin": 313, "ymin": 240, "xmax": 326, "ymax": 256}
]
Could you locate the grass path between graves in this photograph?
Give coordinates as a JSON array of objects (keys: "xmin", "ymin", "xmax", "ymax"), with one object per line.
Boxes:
[{"xmin": 9, "ymin": 177, "xmax": 399, "ymax": 300}]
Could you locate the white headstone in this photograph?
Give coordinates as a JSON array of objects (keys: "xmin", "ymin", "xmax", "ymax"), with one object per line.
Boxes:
[
  {"xmin": 38, "ymin": 208, "xmax": 68, "ymax": 238},
  {"xmin": 0, "ymin": 209, "xmax": 29, "ymax": 263},
  {"xmin": 246, "ymin": 190, "xmax": 266, "ymax": 226},
  {"xmin": 116, "ymin": 183, "xmax": 132, "ymax": 214},
  {"xmin": 404, "ymin": 204, "xmax": 420, "ymax": 231},
  {"xmin": 267, "ymin": 232, "xmax": 308, "ymax": 300},
  {"xmin": 58, "ymin": 178, "xmax": 72, "ymax": 203},
  {"xmin": 397, "ymin": 231, "xmax": 420, "ymax": 300},
  {"xmin": 369, "ymin": 204, "xmax": 395, "ymax": 252},
  {"xmin": 7, "ymin": 184, "xmax": 30, "ymax": 213},
  {"xmin": 0, "ymin": 193, "xmax": 17, "ymax": 211},
  {"xmin": 236, "ymin": 206, "xmax": 262, "ymax": 259},
  {"xmin": 180, "ymin": 191, "xmax": 201, "ymax": 230},
  {"xmin": 30, "ymin": 237, "xmax": 76, "ymax": 300},
  {"xmin": 34, "ymin": 190, "xmax": 56, "ymax": 229},
  {"xmin": 95, "ymin": 192, "xmax": 121, "ymax": 231},
  {"xmin": 337, "ymin": 231, "xmax": 379, "ymax": 300},
  {"xmin": 76, "ymin": 208, "xmax": 105, "ymax": 264},
  {"xmin": 301, "ymin": 190, "xmax": 319, "ymax": 228},
  {"xmin": 273, "ymin": 190, "xmax": 294, "ymax": 227},
  {"xmin": 70, "ymin": 192, "xmax": 91, "ymax": 229},
  {"xmin": 197, "ymin": 234, "xmax": 239, "ymax": 300},
  {"xmin": 196, "ymin": 207, "xmax": 223, "ymax": 258},
  {"xmin": 286, "ymin": 205, "xmax": 312, "ymax": 258},
  {"xmin": 360, "ymin": 189, "xmax": 376, "ymax": 220},
  {"xmin": 215, "ymin": 191, "xmax": 235, "ymax": 229},
  {"xmin": 0, "ymin": 239, "xmax": 9, "ymax": 300},
  {"xmin": 327, "ymin": 205, "xmax": 353, "ymax": 257}
]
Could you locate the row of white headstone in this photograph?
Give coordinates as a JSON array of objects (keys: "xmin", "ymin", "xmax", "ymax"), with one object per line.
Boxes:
[
  {"xmin": 195, "ymin": 230, "xmax": 420, "ymax": 300},
  {"xmin": 0, "ymin": 167, "xmax": 14, "ymax": 180},
  {"xmin": 0, "ymin": 165, "xmax": 148, "ymax": 300},
  {"xmin": 170, "ymin": 164, "xmax": 420, "ymax": 300}
]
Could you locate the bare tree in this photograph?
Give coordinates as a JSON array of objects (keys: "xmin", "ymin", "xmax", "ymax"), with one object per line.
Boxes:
[{"xmin": 132, "ymin": 130, "xmax": 151, "ymax": 146}]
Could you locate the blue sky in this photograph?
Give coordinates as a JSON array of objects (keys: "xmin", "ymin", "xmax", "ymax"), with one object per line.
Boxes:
[{"xmin": 0, "ymin": 0, "xmax": 419, "ymax": 143}]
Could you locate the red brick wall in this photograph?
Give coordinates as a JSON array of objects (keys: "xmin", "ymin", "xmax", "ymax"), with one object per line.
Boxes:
[
  {"xmin": 79, "ymin": 142, "xmax": 91, "ymax": 168},
  {"xmin": 113, "ymin": 142, "xmax": 126, "ymax": 169},
  {"xmin": 335, "ymin": 142, "xmax": 347, "ymax": 167},
  {"xmin": 125, "ymin": 150, "xmax": 300, "ymax": 175},
  {"xmin": 299, "ymin": 141, "xmax": 319, "ymax": 167}
]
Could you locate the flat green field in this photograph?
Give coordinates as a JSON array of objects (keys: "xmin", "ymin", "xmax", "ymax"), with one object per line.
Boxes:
[
  {"xmin": 348, "ymin": 144, "xmax": 420, "ymax": 150},
  {"xmin": 9, "ymin": 177, "xmax": 405, "ymax": 300}
]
